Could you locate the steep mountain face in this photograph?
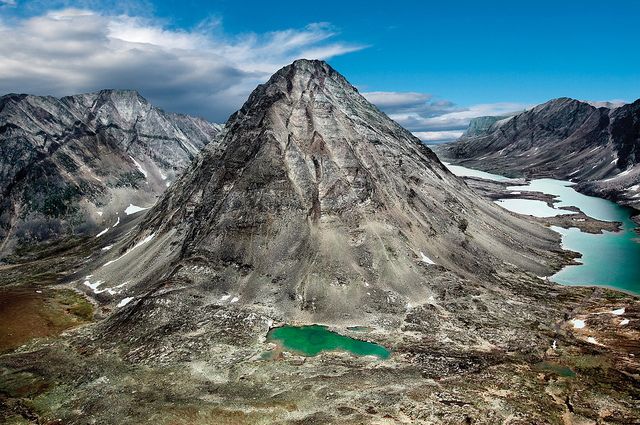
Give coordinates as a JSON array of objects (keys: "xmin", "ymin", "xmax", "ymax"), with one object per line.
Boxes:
[
  {"xmin": 464, "ymin": 115, "xmax": 512, "ymax": 137},
  {"xmin": 0, "ymin": 90, "xmax": 221, "ymax": 256},
  {"xmin": 435, "ymin": 98, "xmax": 640, "ymax": 208},
  {"xmin": 88, "ymin": 60, "xmax": 559, "ymax": 329}
]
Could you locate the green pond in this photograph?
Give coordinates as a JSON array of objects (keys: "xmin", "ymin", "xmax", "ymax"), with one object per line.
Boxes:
[
  {"xmin": 444, "ymin": 164, "xmax": 640, "ymax": 295},
  {"xmin": 534, "ymin": 361, "xmax": 576, "ymax": 377},
  {"xmin": 266, "ymin": 325, "xmax": 391, "ymax": 359}
]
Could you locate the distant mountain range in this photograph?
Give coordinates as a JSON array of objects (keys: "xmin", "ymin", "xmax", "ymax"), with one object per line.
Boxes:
[
  {"xmin": 0, "ymin": 90, "xmax": 221, "ymax": 256},
  {"xmin": 434, "ymin": 97, "xmax": 640, "ymax": 210}
]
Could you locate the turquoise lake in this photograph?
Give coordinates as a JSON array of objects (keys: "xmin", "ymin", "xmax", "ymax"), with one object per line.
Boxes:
[
  {"xmin": 445, "ymin": 165, "xmax": 640, "ymax": 294},
  {"xmin": 267, "ymin": 325, "xmax": 391, "ymax": 359}
]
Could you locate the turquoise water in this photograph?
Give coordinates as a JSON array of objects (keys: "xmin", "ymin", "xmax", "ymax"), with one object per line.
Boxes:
[
  {"xmin": 507, "ymin": 179, "xmax": 628, "ymax": 222},
  {"xmin": 507, "ymin": 179, "xmax": 640, "ymax": 294},
  {"xmin": 446, "ymin": 165, "xmax": 640, "ymax": 294},
  {"xmin": 442, "ymin": 162, "xmax": 514, "ymax": 182},
  {"xmin": 494, "ymin": 198, "xmax": 576, "ymax": 218},
  {"xmin": 267, "ymin": 325, "xmax": 391, "ymax": 359}
]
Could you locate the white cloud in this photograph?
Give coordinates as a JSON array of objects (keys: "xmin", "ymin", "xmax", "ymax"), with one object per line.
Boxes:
[
  {"xmin": 363, "ymin": 91, "xmax": 432, "ymax": 108},
  {"xmin": 0, "ymin": 9, "xmax": 365, "ymax": 121},
  {"xmin": 364, "ymin": 91, "xmax": 527, "ymax": 143},
  {"xmin": 412, "ymin": 131, "xmax": 465, "ymax": 142},
  {"xmin": 0, "ymin": 0, "xmax": 17, "ymax": 6}
]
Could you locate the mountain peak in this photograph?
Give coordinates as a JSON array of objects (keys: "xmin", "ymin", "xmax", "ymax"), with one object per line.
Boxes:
[{"xmin": 92, "ymin": 60, "xmax": 559, "ymax": 326}]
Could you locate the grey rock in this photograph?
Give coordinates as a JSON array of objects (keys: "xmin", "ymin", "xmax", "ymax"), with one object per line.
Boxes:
[
  {"xmin": 435, "ymin": 98, "xmax": 640, "ymax": 209},
  {"xmin": 0, "ymin": 89, "xmax": 221, "ymax": 256},
  {"xmin": 92, "ymin": 60, "xmax": 560, "ymax": 329}
]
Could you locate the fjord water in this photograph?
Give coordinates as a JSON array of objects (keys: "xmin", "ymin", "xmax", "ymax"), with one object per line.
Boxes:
[
  {"xmin": 267, "ymin": 325, "xmax": 391, "ymax": 359},
  {"xmin": 446, "ymin": 165, "xmax": 640, "ymax": 294}
]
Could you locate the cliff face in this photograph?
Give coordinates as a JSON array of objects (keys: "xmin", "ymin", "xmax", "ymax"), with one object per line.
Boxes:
[
  {"xmin": 0, "ymin": 90, "xmax": 221, "ymax": 256},
  {"xmin": 435, "ymin": 98, "xmax": 640, "ymax": 209},
  {"xmin": 464, "ymin": 115, "xmax": 513, "ymax": 137}
]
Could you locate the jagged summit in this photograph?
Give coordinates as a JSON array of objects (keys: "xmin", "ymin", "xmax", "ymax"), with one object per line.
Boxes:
[{"xmin": 91, "ymin": 60, "xmax": 558, "ymax": 327}]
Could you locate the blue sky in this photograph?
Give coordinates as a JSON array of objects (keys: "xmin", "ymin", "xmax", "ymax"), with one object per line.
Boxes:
[{"xmin": 1, "ymin": 0, "xmax": 638, "ymax": 141}]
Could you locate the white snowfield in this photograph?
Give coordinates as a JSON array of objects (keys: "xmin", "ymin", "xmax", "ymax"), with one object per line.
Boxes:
[
  {"xmin": 419, "ymin": 252, "xmax": 436, "ymax": 265},
  {"xmin": 570, "ymin": 319, "xmax": 586, "ymax": 329},
  {"xmin": 125, "ymin": 204, "xmax": 150, "ymax": 215},
  {"xmin": 129, "ymin": 155, "xmax": 148, "ymax": 178},
  {"xmin": 117, "ymin": 297, "xmax": 134, "ymax": 307}
]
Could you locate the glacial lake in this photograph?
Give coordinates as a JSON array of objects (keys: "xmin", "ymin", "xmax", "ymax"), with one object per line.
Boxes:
[
  {"xmin": 494, "ymin": 198, "xmax": 576, "ymax": 218},
  {"xmin": 266, "ymin": 325, "xmax": 391, "ymax": 359},
  {"xmin": 442, "ymin": 162, "xmax": 514, "ymax": 182},
  {"xmin": 444, "ymin": 164, "xmax": 640, "ymax": 294}
]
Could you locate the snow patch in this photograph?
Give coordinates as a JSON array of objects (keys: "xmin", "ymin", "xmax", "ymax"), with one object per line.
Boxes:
[
  {"xmin": 129, "ymin": 156, "xmax": 148, "ymax": 178},
  {"xmin": 586, "ymin": 337, "xmax": 602, "ymax": 346},
  {"xmin": 101, "ymin": 245, "xmax": 113, "ymax": 251},
  {"xmin": 112, "ymin": 216, "xmax": 120, "ymax": 227},
  {"xmin": 570, "ymin": 319, "xmax": 586, "ymax": 329},
  {"xmin": 419, "ymin": 252, "xmax": 436, "ymax": 265},
  {"xmin": 83, "ymin": 279, "xmax": 105, "ymax": 293},
  {"xmin": 220, "ymin": 294, "xmax": 231, "ymax": 301},
  {"xmin": 230, "ymin": 296, "xmax": 240, "ymax": 303},
  {"xmin": 117, "ymin": 297, "xmax": 134, "ymax": 307},
  {"xmin": 97, "ymin": 211, "xmax": 103, "ymax": 216},
  {"xmin": 611, "ymin": 308, "xmax": 625, "ymax": 315},
  {"xmin": 620, "ymin": 319, "xmax": 630, "ymax": 326},
  {"xmin": 96, "ymin": 228, "xmax": 109, "ymax": 238},
  {"xmin": 125, "ymin": 204, "xmax": 150, "ymax": 215}
]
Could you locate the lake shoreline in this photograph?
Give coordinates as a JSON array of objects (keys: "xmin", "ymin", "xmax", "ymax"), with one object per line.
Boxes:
[{"xmin": 438, "ymin": 157, "xmax": 640, "ymax": 296}]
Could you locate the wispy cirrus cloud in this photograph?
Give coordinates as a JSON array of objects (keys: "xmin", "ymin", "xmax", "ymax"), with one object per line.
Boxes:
[
  {"xmin": 0, "ymin": 8, "xmax": 365, "ymax": 121},
  {"xmin": 364, "ymin": 90, "xmax": 527, "ymax": 143}
]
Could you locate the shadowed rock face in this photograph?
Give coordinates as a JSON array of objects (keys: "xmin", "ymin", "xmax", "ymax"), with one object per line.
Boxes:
[
  {"xmin": 0, "ymin": 90, "xmax": 221, "ymax": 256},
  {"xmin": 435, "ymin": 98, "xmax": 640, "ymax": 209},
  {"xmin": 92, "ymin": 60, "xmax": 559, "ymax": 325}
]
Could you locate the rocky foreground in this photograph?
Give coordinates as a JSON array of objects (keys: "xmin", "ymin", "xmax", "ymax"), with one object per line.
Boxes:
[{"xmin": 0, "ymin": 61, "xmax": 638, "ymax": 424}]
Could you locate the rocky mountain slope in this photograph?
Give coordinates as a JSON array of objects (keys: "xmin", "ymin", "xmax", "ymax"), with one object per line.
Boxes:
[
  {"xmin": 434, "ymin": 98, "xmax": 640, "ymax": 209},
  {"xmin": 86, "ymin": 59, "xmax": 562, "ymax": 325},
  {"xmin": 0, "ymin": 90, "xmax": 221, "ymax": 257}
]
